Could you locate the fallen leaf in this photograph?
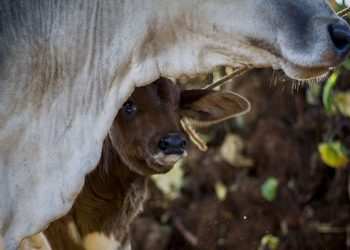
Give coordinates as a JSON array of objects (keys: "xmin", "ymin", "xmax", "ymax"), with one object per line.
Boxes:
[
  {"xmin": 219, "ymin": 134, "xmax": 253, "ymax": 167},
  {"xmin": 333, "ymin": 91, "xmax": 350, "ymax": 117},
  {"xmin": 318, "ymin": 141, "xmax": 349, "ymax": 168},
  {"xmin": 215, "ymin": 181, "xmax": 228, "ymax": 201},
  {"xmin": 259, "ymin": 234, "xmax": 279, "ymax": 250},
  {"xmin": 151, "ymin": 160, "xmax": 184, "ymax": 200},
  {"xmin": 261, "ymin": 178, "xmax": 279, "ymax": 202}
]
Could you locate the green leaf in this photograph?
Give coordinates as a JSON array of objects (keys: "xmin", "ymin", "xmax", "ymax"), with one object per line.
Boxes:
[
  {"xmin": 322, "ymin": 70, "xmax": 339, "ymax": 114},
  {"xmin": 306, "ymin": 83, "xmax": 322, "ymax": 105},
  {"xmin": 261, "ymin": 178, "xmax": 279, "ymax": 202},
  {"xmin": 259, "ymin": 234, "xmax": 279, "ymax": 250},
  {"xmin": 318, "ymin": 141, "xmax": 349, "ymax": 168},
  {"xmin": 235, "ymin": 116, "xmax": 246, "ymax": 129},
  {"xmin": 343, "ymin": 59, "xmax": 350, "ymax": 71},
  {"xmin": 333, "ymin": 91, "xmax": 350, "ymax": 118},
  {"xmin": 212, "ymin": 66, "xmax": 226, "ymax": 83}
]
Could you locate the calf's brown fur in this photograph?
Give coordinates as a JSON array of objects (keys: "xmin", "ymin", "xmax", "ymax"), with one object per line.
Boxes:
[{"xmin": 42, "ymin": 77, "xmax": 250, "ymax": 250}]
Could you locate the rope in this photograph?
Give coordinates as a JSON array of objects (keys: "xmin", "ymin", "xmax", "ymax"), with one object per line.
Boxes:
[
  {"xmin": 203, "ymin": 67, "xmax": 250, "ymax": 90},
  {"xmin": 180, "ymin": 118, "xmax": 208, "ymax": 152},
  {"xmin": 338, "ymin": 7, "xmax": 350, "ymax": 18}
]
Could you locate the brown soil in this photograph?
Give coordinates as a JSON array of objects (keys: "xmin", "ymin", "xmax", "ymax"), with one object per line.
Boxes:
[{"xmin": 131, "ymin": 69, "xmax": 350, "ymax": 250}]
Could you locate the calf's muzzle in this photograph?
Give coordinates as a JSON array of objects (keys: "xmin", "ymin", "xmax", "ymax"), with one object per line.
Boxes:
[{"xmin": 158, "ymin": 133, "xmax": 187, "ymax": 155}]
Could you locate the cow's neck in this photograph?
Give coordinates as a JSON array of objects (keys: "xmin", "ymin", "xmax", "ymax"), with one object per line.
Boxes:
[{"xmin": 70, "ymin": 137, "xmax": 147, "ymax": 241}]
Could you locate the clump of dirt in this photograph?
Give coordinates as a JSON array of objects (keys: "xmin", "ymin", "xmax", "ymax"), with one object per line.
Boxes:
[{"xmin": 131, "ymin": 69, "xmax": 350, "ymax": 250}]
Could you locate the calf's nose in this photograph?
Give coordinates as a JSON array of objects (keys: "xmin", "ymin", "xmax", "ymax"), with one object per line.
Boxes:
[
  {"xmin": 328, "ymin": 23, "xmax": 350, "ymax": 59},
  {"xmin": 158, "ymin": 133, "xmax": 187, "ymax": 155}
]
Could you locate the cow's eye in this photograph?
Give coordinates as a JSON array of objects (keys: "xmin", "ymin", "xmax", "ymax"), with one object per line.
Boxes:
[{"xmin": 123, "ymin": 101, "xmax": 137, "ymax": 114}]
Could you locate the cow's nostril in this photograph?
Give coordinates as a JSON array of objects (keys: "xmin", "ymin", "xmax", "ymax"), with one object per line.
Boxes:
[
  {"xmin": 328, "ymin": 23, "xmax": 350, "ymax": 58},
  {"xmin": 158, "ymin": 134, "xmax": 187, "ymax": 155}
]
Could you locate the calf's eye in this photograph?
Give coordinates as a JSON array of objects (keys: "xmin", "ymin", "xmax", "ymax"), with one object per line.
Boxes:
[{"xmin": 123, "ymin": 101, "xmax": 137, "ymax": 114}]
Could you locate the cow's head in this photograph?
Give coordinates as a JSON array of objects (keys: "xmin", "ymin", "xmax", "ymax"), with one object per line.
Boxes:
[
  {"xmin": 147, "ymin": 0, "xmax": 350, "ymax": 81},
  {"xmin": 108, "ymin": 77, "xmax": 250, "ymax": 175}
]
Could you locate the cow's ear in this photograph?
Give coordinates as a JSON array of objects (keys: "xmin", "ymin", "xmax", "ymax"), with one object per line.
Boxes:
[{"xmin": 180, "ymin": 89, "xmax": 250, "ymax": 127}]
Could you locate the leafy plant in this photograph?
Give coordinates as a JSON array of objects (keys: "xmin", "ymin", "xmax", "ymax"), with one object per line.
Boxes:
[
  {"xmin": 333, "ymin": 91, "xmax": 350, "ymax": 118},
  {"xmin": 261, "ymin": 178, "xmax": 279, "ymax": 202},
  {"xmin": 318, "ymin": 141, "xmax": 350, "ymax": 168},
  {"xmin": 322, "ymin": 70, "xmax": 339, "ymax": 114},
  {"xmin": 259, "ymin": 234, "xmax": 279, "ymax": 250},
  {"xmin": 318, "ymin": 58, "xmax": 350, "ymax": 168}
]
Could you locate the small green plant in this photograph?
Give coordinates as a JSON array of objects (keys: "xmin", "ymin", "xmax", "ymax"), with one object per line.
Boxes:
[
  {"xmin": 322, "ymin": 70, "xmax": 339, "ymax": 114},
  {"xmin": 261, "ymin": 178, "xmax": 279, "ymax": 202},
  {"xmin": 318, "ymin": 59, "xmax": 350, "ymax": 168},
  {"xmin": 318, "ymin": 141, "xmax": 349, "ymax": 168},
  {"xmin": 258, "ymin": 234, "xmax": 279, "ymax": 250}
]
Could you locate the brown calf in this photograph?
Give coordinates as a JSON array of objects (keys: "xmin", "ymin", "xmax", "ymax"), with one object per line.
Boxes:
[{"xmin": 42, "ymin": 77, "xmax": 250, "ymax": 250}]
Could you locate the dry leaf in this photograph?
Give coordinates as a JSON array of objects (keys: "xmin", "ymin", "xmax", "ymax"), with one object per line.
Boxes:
[
  {"xmin": 151, "ymin": 160, "xmax": 184, "ymax": 200},
  {"xmin": 215, "ymin": 181, "xmax": 228, "ymax": 201},
  {"xmin": 219, "ymin": 134, "xmax": 253, "ymax": 167}
]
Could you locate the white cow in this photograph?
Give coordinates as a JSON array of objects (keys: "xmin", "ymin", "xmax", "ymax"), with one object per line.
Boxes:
[{"xmin": 0, "ymin": 0, "xmax": 349, "ymax": 249}]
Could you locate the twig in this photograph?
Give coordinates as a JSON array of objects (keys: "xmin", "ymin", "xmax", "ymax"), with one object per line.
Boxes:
[
  {"xmin": 173, "ymin": 217, "xmax": 199, "ymax": 246},
  {"xmin": 348, "ymin": 168, "xmax": 350, "ymax": 203},
  {"xmin": 309, "ymin": 222, "xmax": 346, "ymax": 234},
  {"xmin": 347, "ymin": 224, "xmax": 350, "ymax": 248}
]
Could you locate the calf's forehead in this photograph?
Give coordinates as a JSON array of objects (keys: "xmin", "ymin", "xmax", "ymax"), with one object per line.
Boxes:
[{"xmin": 131, "ymin": 78, "xmax": 180, "ymax": 107}]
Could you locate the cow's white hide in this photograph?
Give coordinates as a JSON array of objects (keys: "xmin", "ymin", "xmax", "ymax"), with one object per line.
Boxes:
[{"xmin": 0, "ymin": 0, "xmax": 348, "ymax": 249}]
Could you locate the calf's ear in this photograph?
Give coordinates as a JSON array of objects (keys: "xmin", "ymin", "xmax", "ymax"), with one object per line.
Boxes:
[{"xmin": 180, "ymin": 89, "xmax": 250, "ymax": 127}]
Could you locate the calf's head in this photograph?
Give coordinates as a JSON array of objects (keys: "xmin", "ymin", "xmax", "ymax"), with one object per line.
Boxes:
[{"xmin": 108, "ymin": 77, "xmax": 250, "ymax": 175}]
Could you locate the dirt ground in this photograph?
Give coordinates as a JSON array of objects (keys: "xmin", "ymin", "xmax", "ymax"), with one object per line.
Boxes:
[{"xmin": 130, "ymin": 69, "xmax": 350, "ymax": 250}]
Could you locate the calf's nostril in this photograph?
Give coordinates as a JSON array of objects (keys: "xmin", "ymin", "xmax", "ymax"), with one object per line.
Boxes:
[
  {"xmin": 158, "ymin": 138, "xmax": 169, "ymax": 151},
  {"xmin": 181, "ymin": 140, "xmax": 187, "ymax": 149},
  {"xmin": 328, "ymin": 24, "xmax": 350, "ymax": 57}
]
